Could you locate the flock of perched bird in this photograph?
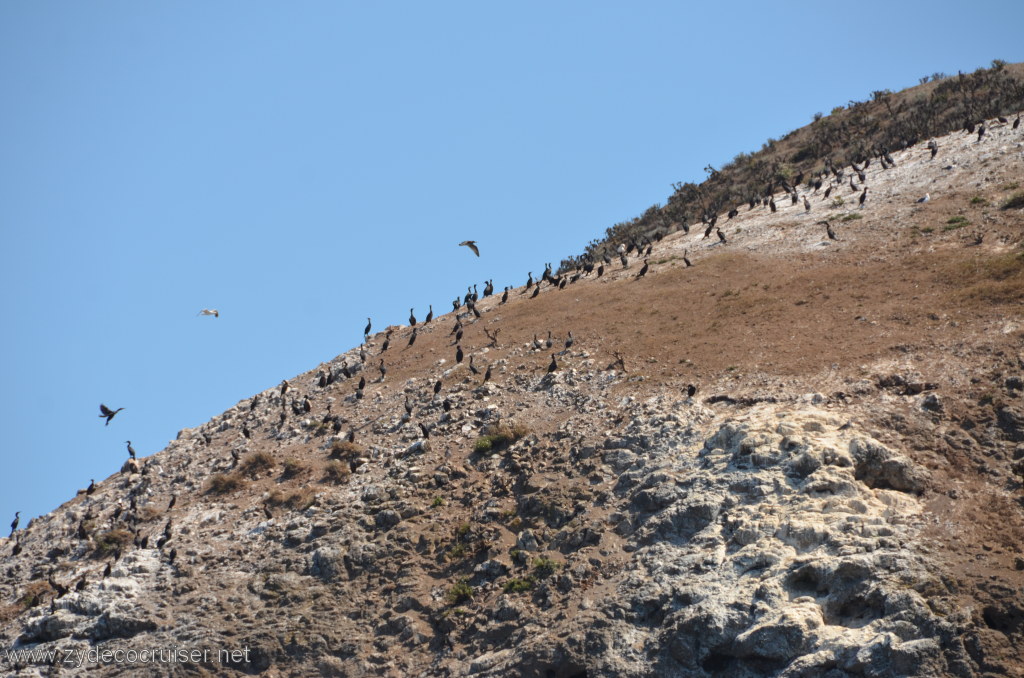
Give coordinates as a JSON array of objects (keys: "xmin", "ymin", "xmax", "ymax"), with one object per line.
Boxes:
[{"xmin": 6, "ymin": 113, "xmax": 1021, "ymax": 603}]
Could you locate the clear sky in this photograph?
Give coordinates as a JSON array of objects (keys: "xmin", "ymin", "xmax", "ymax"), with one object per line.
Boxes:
[{"xmin": 1, "ymin": 1, "xmax": 1022, "ymax": 527}]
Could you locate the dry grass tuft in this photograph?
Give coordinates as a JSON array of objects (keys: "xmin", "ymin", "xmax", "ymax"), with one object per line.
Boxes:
[
  {"xmin": 206, "ymin": 473, "xmax": 243, "ymax": 495},
  {"xmin": 238, "ymin": 451, "xmax": 275, "ymax": 477},
  {"xmin": 266, "ymin": 487, "xmax": 317, "ymax": 511}
]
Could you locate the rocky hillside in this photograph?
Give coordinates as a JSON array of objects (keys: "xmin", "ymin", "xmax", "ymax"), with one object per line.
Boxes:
[{"xmin": 2, "ymin": 107, "xmax": 1024, "ymax": 678}]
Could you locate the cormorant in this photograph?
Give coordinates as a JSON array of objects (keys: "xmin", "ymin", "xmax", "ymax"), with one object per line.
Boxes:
[
  {"xmin": 378, "ymin": 359, "xmax": 386, "ymax": 382},
  {"xmin": 977, "ymin": 123, "xmax": 986, "ymax": 141},
  {"xmin": 682, "ymin": 249, "xmax": 692, "ymax": 267},
  {"xmin": 459, "ymin": 240, "xmax": 480, "ymax": 256},
  {"xmin": 687, "ymin": 384, "xmax": 698, "ymax": 398},
  {"xmin": 564, "ymin": 331, "xmax": 574, "ymax": 351},
  {"xmin": 418, "ymin": 422, "xmax": 431, "ymax": 439},
  {"xmin": 803, "ymin": 196, "xmax": 811, "ymax": 212},
  {"xmin": 769, "ymin": 198, "xmax": 777, "ymax": 213},
  {"xmin": 547, "ymin": 354, "xmax": 558, "ymax": 373},
  {"xmin": 819, "ymin": 220, "xmax": 839, "ymax": 241},
  {"xmin": 87, "ymin": 479, "xmax": 96, "ymax": 495},
  {"xmin": 525, "ymin": 272, "xmax": 533, "ymax": 289},
  {"xmin": 425, "ymin": 305, "xmax": 434, "ymax": 324},
  {"xmin": 545, "ymin": 331, "xmax": 553, "ymax": 350},
  {"xmin": 442, "ymin": 397, "xmax": 451, "ymax": 411},
  {"xmin": 280, "ymin": 380, "xmax": 289, "ymax": 395},
  {"xmin": 501, "ymin": 287, "xmax": 509, "ymax": 304},
  {"xmin": 99, "ymin": 404, "xmax": 124, "ymax": 426},
  {"xmin": 405, "ymin": 397, "xmax": 414, "ymax": 416},
  {"xmin": 168, "ymin": 494, "xmax": 177, "ymax": 510},
  {"xmin": 358, "ymin": 376, "xmax": 366, "ymax": 390},
  {"xmin": 9, "ymin": 512, "xmax": 18, "ymax": 537},
  {"xmin": 364, "ymin": 318, "xmax": 372, "ymax": 337},
  {"xmin": 347, "ymin": 430, "xmax": 356, "ymax": 443},
  {"xmin": 484, "ymin": 364, "xmax": 492, "ymax": 382},
  {"xmin": 823, "ymin": 183, "xmax": 833, "ymax": 200},
  {"xmin": 635, "ymin": 259, "xmax": 650, "ymax": 279},
  {"xmin": 533, "ymin": 334, "xmax": 543, "ymax": 350},
  {"xmin": 927, "ymin": 139, "xmax": 938, "ymax": 158},
  {"xmin": 468, "ymin": 355, "xmax": 479, "ymax": 375},
  {"xmin": 407, "ymin": 327, "xmax": 418, "ymax": 347},
  {"xmin": 126, "ymin": 441, "xmax": 136, "ymax": 460},
  {"xmin": 716, "ymin": 229, "xmax": 727, "ymax": 244},
  {"xmin": 381, "ymin": 331, "xmax": 392, "ymax": 353},
  {"xmin": 619, "ymin": 253, "xmax": 629, "ymax": 268},
  {"xmin": 409, "ymin": 308, "xmax": 417, "ymax": 326},
  {"xmin": 434, "ymin": 379, "xmax": 442, "ymax": 395},
  {"xmin": 531, "ymin": 286, "xmax": 540, "ymax": 299},
  {"xmin": 456, "ymin": 345, "xmax": 464, "ymax": 364},
  {"xmin": 703, "ymin": 223, "xmax": 714, "ymax": 239},
  {"xmin": 859, "ymin": 187, "xmax": 868, "ymax": 208},
  {"xmin": 597, "ymin": 264, "xmax": 604, "ymax": 277},
  {"xmin": 75, "ymin": 576, "xmax": 88, "ymax": 592}
]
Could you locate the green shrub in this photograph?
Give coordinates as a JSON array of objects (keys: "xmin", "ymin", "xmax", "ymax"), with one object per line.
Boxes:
[
  {"xmin": 445, "ymin": 578, "xmax": 473, "ymax": 605},
  {"xmin": 532, "ymin": 556, "xmax": 561, "ymax": 579},
  {"xmin": 503, "ymin": 577, "xmax": 534, "ymax": 593},
  {"xmin": 94, "ymin": 528, "xmax": 133, "ymax": 556}
]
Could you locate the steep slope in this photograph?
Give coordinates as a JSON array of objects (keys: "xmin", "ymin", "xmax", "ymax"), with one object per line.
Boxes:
[{"xmin": 2, "ymin": 114, "xmax": 1024, "ymax": 678}]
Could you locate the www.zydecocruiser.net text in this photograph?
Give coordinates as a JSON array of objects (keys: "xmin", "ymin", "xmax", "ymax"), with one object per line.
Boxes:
[{"xmin": 2, "ymin": 645, "xmax": 251, "ymax": 669}]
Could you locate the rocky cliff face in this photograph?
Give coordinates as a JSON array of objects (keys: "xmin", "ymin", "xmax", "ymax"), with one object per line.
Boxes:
[{"xmin": 2, "ymin": 119, "xmax": 1024, "ymax": 677}]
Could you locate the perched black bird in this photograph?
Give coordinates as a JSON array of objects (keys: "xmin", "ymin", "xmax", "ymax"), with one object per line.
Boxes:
[
  {"xmin": 820, "ymin": 220, "xmax": 839, "ymax": 241},
  {"xmin": 168, "ymin": 494, "xmax": 177, "ymax": 510},
  {"xmin": 358, "ymin": 376, "xmax": 366, "ymax": 390},
  {"xmin": 418, "ymin": 422, "xmax": 431, "ymax": 439},
  {"xmin": 1014, "ymin": 113, "xmax": 1021, "ymax": 130},
  {"xmin": 442, "ymin": 397, "xmax": 452, "ymax": 411},
  {"xmin": 381, "ymin": 331, "xmax": 392, "ymax": 353},
  {"xmin": 545, "ymin": 331, "xmax": 553, "ymax": 350},
  {"xmin": 9, "ymin": 512, "xmax": 19, "ymax": 537},
  {"xmin": 769, "ymin": 198, "xmax": 777, "ymax": 213},
  {"xmin": 927, "ymin": 138, "xmax": 938, "ymax": 159},
  {"xmin": 86, "ymin": 479, "xmax": 96, "ymax": 495},
  {"xmin": 687, "ymin": 384, "xmax": 698, "ymax": 398},
  {"xmin": 597, "ymin": 264, "xmax": 604, "ymax": 277},
  {"xmin": 468, "ymin": 355, "xmax": 479, "ymax": 375},
  {"xmin": 347, "ymin": 430, "xmax": 356, "ymax": 443},
  {"xmin": 407, "ymin": 327, "xmax": 418, "ymax": 347},
  {"xmin": 99, "ymin": 404, "xmax": 124, "ymax": 426},
  {"xmin": 280, "ymin": 380, "xmax": 289, "ymax": 395},
  {"xmin": 459, "ymin": 240, "xmax": 480, "ymax": 256},
  {"xmin": 378, "ymin": 359, "xmax": 387, "ymax": 382},
  {"xmin": 126, "ymin": 440, "xmax": 136, "ymax": 460},
  {"xmin": 702, "ymin": 222, "xmax": 714, "ymax": 239},
  {"xmin": 716, "ymin": 229, "xmax": 727, "ymax": 244},
  {"xmin": 103, "ymin": 562, "xmax": 112, "ymax": 578},
  {"xmin": 564, "ymin": 331, "xmax": 574, "ymax": 351},
  {"xmin": 404, "ymin": 397, "xmax": 414, "ymax": 416},
  {"xmin": 425, "ymin": 305, "xmax": 433, "ymax": 324},
  {"xmin": 859, "ymin": 187, "xmax": 868, "ymax": 208},
  {"xmin": 364, "ymin": 318, "xmax": 372, "ymax": 337},
  {"xmin": 635, "ymin": 259, "xmax": 649, "ymax": 279},
  {"xmin": 231, "ymin": 449, "xmax": 241, "ymax": 467},
  {"xmin": 75, "ymin": 576, "xmax": 87, "ymax": 592},
  {"xmin": 434, "ymin": 379, "xmax": 442, "ymax": 395},
  {"xmin": 409, "ymin": 308, "xmax": 417, "ymax": 326},
  {"xmin": 456, "ymin": 344, "xmax": 464, "ymax": 364},
  {"xmin": 682, "ymin": 249, "xmax": 692, "ymax": 267},
  {"xmin": 500, "ymin": 287, "xmax": 509, "ymax": 304},
  {"xmin": 547, "ymin": 354, "xmax": 558, "ymax": 373},
  {"xmin": 484, "ymin": 363, "xmax": 492, "ymax": 382},
  {"xmin": 977, "ymin": 123, "xmax": 986, "ymax": 142},
  {"xmin": 531, "ymin": 286, "xmax": 540, "ymax": 299}
]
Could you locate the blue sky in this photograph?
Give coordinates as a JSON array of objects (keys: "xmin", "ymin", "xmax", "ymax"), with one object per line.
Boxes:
[{"xmin": 2, "ymin": 1, "xmax": 1022, "ymax": 526}]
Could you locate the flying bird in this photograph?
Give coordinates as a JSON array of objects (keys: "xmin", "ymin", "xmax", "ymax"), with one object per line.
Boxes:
[
  {"xmin": 99, "ymin": 404, "xmax": 124, "ymax": 426},
  {"xmin": 459, "ymin": 240, "xmax": 480, "ymax": 257},
  {"xmin": 197, "ymin": 309, "xmax": 219, "ymax": 318}
]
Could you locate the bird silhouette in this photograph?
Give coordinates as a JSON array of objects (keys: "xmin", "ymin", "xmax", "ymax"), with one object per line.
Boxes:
[
  {"xmin": 87, "ymin": 479, "xmax": 96, "ymax": 495},
  {"xmin": 484, "ymin": 363, "xmax": 492, "ymax": 382},
  {"xmin": 716, "ymin": 229, "xmax": 727, "ymax": 244},
  {"xmin": 197, "ymin": 309, "xmax": 219, "ymax": 318},
  {"xmin": 364, "ymin": 318, "xmax": 372, "ymax": 336},
  {"xmin": 425, "ymin": 305, "xmax": 433, "ymax": 324},
  {"xmin": 547, "ymin": 354, "xmax": 558, "ymax": 373},
  {"xmin": 434, "ymin": 379, "xmax": 442, "ymax": 395},
  {"xmin": 126, "ymin": 441, "xmax": 136, "ymax": 460},
  {"xmin": 98, "ymin": 404, "xmax": 124, "ymax": 426},
  {"xmin": 459, "ymin": 240, "xmax": 480, "ymax": 256},
  {"xmin": 407, "ymin": 327, "xmax": 418, "ymax": 347},
  {"xmin": 9, "ymin": 512, "xmax": 19, "ymax": 537},
  {"xmin": 635, "ymin": 259, "xmax": 650, "ymax": 279},
  {"xmin": 819, "ymin": 220, "xmax": 839, "ymax": 241},
  {"xmin": 409, "ymin": 308, "xmax": 416, "ymax": 326},
  {"xmin": 456, "ymin": 345, "xmax": 464, "ymax": 364}
]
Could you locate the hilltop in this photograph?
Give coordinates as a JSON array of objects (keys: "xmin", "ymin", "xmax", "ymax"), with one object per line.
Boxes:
[{"xmin": 1, "ymin": 77, "xmax": 1024, "ymax": 677}]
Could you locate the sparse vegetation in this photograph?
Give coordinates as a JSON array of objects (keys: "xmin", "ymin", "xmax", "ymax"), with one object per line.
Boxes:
[
  {"xmin": 1001, "ymin": 192, "xmax": 1024, "ymax": 210},
  {"xmin": 445, "ymin": 578, "xmax": 474, "ymax": 605},
  {"xmin": 329, "ymin": 440, "xmax": 365, "ymax": 459},
  {"xmin": 945, "ymin": 216, "xmax": 969, "ymax": 230},
  {"xmin": 840, "ymin": 213, "xmax": 862, "ymax": 222},
  {"xmin": 322, "ymin": 460, "xmax": 350, "ymax": 484},
  {"xmin": 266, "ymin": 487, "xmax": 317, "ymax": 511},
  {"xmin": 944, "ymin": 250, "xmax": 1024, "ymax": 304},
  {"xmin": 473, "ymin": 421, "xmax": 530, "ymax": 453},
  {"xmin": 969, "ymin": 196, "xmax": 988, "ymax": 205},
  {"xmin": 206, "ymin": 472, "xmax": 242, "ymax": 495},
  {"xmin": 93, "ymin": 528, "xmax": 133, "ymax": 556},
  {"xmin": 430, "ymin": 496, "xmax": 445, "ymax": 508},
  {"xmin": 281, "ymin": 458, "xmax": 306, "ymax": 479},
  {"xmin": 238, "ymin": 452, "xmax": 274, "ymax": 478}
]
